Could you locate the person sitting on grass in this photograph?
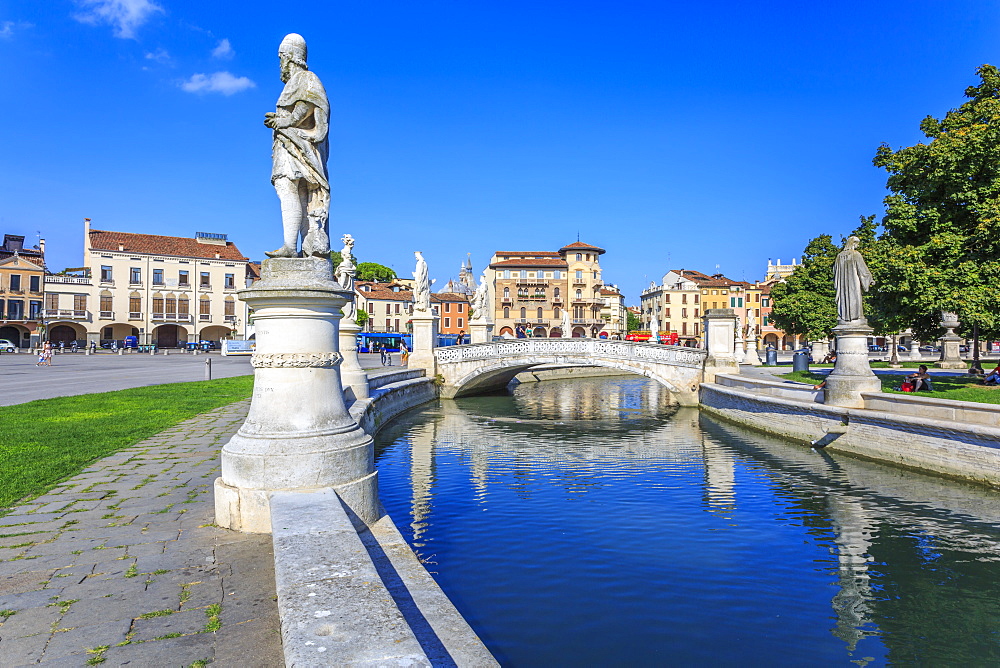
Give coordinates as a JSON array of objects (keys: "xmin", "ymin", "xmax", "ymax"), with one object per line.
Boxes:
[
  {"xmin": 906, "ymin": 365, "xmax": 934, "ymax": 392},
  {"xmin": 984, "ymin": 363, "xmax": 1000, "ymax": 386}
]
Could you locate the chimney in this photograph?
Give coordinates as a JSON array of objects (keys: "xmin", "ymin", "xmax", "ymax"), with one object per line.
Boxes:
[
  {"xmin": 39, "ymin": 238, "xmax": 45, "ymax": 256},
  {"xmin": 84, "ymin": 218, "xmax": 91, "ymax": 263},
  {"xmin": 118, "ymin": 244, "xmax": 124, "ymax": 252}
]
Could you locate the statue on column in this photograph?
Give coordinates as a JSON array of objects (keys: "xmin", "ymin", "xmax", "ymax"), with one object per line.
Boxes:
[
  {"xmin": 264, "ymin": 33, "xmax": 331, "ymax": 259},
  {"xmin": 413, "ymin": 251, "xmax": 431, "ymax": 312},
  {"xmin": 335, "ymin": 234, "xmax": 357, "ymax": 322},
  {"xmin": 834, "ymin": 236, "xmax": 874, "ymax": 326},
  {"xmin": 471, "ymin": 275, "xmax": 489, "ymax": 323}
]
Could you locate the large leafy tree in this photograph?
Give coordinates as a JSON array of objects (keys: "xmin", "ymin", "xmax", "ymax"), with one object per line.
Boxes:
[
  {"xmin": 356, "ymin": 262, "xmax": 396, "ymax": 282},
  {"xmin": 626, "ymin": 310, "xmax": 641, "ymax": 332},
  {"xmin": 872, "ymin": 64, "xmax": 1000, "ymax": 340}
]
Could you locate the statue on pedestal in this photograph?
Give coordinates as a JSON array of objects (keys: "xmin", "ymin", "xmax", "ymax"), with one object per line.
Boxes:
[
  {"xmin": 264, "ymin": 33, "xmax": 331, "ymax": 259},
  {"xmin": 413, "ymin": 252, "xmax": 431, "ymax": 312},
  {"xmin": 471, "ymin": 274, "xmax": 490, "ymax": 323},
  {"xmin": 834, "ymin": 236, "xmax": 874, "ymax": 326},
  {"xmin": 335, "ymin": 234, "xmax": 357, "ymax": 322},
  {"xmin": 561, "ymin": 309, "xmax": 572, "ymax": 338}
]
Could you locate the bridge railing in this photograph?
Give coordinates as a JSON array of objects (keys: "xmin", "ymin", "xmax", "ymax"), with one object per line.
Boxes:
[{"xmin": 434, "ymin": 339, "xmax": 707, "ymax": 369}]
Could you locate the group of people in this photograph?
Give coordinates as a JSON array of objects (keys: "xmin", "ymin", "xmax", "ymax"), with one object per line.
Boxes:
[
  {"xmin": 370, "ymin": 341, "xmax": 409, "ymax": 367},
  {"xmin": 35, "ymin": 341, "xmax": 53, "ymax": 366}
]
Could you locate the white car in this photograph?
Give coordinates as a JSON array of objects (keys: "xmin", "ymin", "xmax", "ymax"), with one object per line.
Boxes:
[{"xmin": 0, "ymin": 339, "xmax": 16, "ymax": 353}]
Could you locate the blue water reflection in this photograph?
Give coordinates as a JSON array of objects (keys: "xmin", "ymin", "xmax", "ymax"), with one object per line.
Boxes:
[{"xmin": 374, "ymin": 375, "xmax": 1000, "ymax": 666}]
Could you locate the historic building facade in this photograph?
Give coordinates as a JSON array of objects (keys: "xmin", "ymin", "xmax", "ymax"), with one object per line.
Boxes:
[
  {"xmin": 0, "ymin": 234, "xmax": 46, "ymax": 348},
  {"xmin": 486, "ymin": 241, "xmax": 608, "ymax": 338},
  {"xmin": 45, "ymin": 219, "xmax": 254, "ymax": 347},
  {"xmin": 356, "ymin": 280, "xmax": 413, "ymax": 333},
  {"xmin": 432, "ymin": 292, "xmax": 471, "ymax": 336}
]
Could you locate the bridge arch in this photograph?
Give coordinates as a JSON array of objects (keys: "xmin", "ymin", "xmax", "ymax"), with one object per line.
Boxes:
[{"xmin": 434, "ymin": 339, "xmax": 707, "ymax": 406}]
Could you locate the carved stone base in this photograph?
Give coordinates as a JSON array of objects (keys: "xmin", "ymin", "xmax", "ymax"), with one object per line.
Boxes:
[
  {"xmin": 824, "ymin": 323, "xmax": 881, "ymax": 408},
  {"xmin": 469, "ymin": 321, "xmax": 493, "ymax": 344},
  {"xmin": 743, "ymin": 336, "xmax": 762, "ymax": 366},
  {"xmin": 409, "ymin": 313, "xmax": 439, "ymax": 372},
  {"xmin": 215, "ymin": 257, "xmax": 380, "ymax": 532},
  {"xmin": 339, "ymin": 320, "xmax": 369, "ymax": 400},
  {"xmin": 935, "ymin": 335, "xmax": 966, "ymax": 369}
]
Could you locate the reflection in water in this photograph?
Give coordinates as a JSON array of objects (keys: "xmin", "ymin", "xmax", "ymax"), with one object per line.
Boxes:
[{"xmin": 375, "ymin": 375, "xmax": 1000, "ymax": 666}]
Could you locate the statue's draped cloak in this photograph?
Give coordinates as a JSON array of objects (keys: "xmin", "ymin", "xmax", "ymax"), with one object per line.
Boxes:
[
  {"xmin": 271, "ymin": 69, "xmax": 330, "ymax": 189},
  {"xmin": 834, "ymin": 248, "xmax": 873, "ymax": 323}
]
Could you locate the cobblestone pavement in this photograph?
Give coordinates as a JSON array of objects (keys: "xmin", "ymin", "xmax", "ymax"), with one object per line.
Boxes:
[{"xmin": 0, "ymin": 400, "xmax": 283, "ymax": 667}]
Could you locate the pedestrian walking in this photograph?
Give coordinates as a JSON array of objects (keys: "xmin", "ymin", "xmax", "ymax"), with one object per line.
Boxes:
[
  {"xmin": 380, "ymin": 345, "xmax": 388, "ymax": 366},
  {"xmin": 36, "ymin": 345, "xmax": 45, "ymax": 366},
  {"xmin": 400, "ymin": 341, "xmax": 409, "ymax": 366},
  {"xmin": 42, "ymin": 340, "xmax": 53, "ymax": 366},
  {"xmin": 455, "ymin": 330, "xmax": 466, "ymax": 345}
]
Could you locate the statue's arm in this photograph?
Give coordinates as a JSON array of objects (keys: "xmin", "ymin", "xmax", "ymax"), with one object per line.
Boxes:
[{"xmin": 264, "ymin": 101, "xmax": 314, "ymax": 130}]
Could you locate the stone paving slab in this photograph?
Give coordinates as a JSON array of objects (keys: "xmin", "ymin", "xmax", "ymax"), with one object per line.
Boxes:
[{"xmin": 0, "ymin": 400, "xmax": 283, "ymax": 667}]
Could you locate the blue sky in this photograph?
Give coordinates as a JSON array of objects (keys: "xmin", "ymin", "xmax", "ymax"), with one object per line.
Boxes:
[{"xmin": 2, "ymin": 1, "xmax": 1000, "ymax": 302}]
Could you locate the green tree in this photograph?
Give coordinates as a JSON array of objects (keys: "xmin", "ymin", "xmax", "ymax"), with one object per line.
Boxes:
[
  {"xmin": 356, "ymin": 262, "xmax": 396, "ymax": 282},
  {"xmin": 355, "ymin": 308, "xmax": 368, "ymax": 327},
  {"xmin": 626, "ymin": 310, "xmax": 641, "ymax": 332},
  {"xmin": 768, "ymin": 234, "xmax": 840, "ymax": 340},
  {"xmin": 872, "ymin": 64, "xmax": 1000, "ymax": 340},
  {"xmin": 330, "ymin": 250, "xmax": 342, "ymax": 267}
]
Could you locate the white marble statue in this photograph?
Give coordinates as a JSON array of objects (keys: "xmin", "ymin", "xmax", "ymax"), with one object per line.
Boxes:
[
  {"xmin": 335, "ymin": 234, "xmax": 357, "ymax": 322},
  {"xmin": 746, "ymin": 320, "xmax": 758, "ymax": 340},
  {"xmin": 649, "ymin": 313, "xmax": 660, "ymax": 343},
  {"xmin": 264, "ymin": 33, "xmax": 331, "ymax": 259},
  {"xmin": 471, "ymin": 274, "xmax": 489, "ymax": 322},
  {"xmin": 413, "ymin": 251, "xmax": 431, "ymax": 312},
  {"xmin": 834, "ymin": 236, "xmax": 874, "ymax": 325},
  {"xmin": 561, "ymin": 309, "xmax": 572, "ymax": 338}
]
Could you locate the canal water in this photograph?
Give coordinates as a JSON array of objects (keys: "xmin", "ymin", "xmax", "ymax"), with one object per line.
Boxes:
[{"xmin": 373, "ymin": 375, "xmax": 1000, "ymax": 666}]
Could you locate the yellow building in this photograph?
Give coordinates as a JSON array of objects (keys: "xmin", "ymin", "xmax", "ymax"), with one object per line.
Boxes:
[{"xmin": 0, "ymin": 234, "xmax": 46, "ymax": 348}]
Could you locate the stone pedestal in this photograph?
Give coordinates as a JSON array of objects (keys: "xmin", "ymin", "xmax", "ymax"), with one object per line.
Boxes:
[
  {"xmin": 408, "ymin": 312, "xmax": 439, "ymax": 372},
  {"xmin": 936, "ymin": 336, "xmax": 965, "ymax": 369},
  {"xmin": 339, "ymin": 319, "xmax": 369, "ymax": 401},
  {"xmin": 734, "ymin": 335, "xmax": 746, "ymax": 364},
  {"xmin": 470, "ymin": 320, "xmax": 493, "ymax": 344},
  {"xmin": 702, "ymin": 309, "xmax": 739, "ymax": 381},
  {"xmin": 824, "ymin": 323, "xmax": 881, "ymax": 408},
  {"xmin": 215, "ymin": 257, "xmax": 379, "ymax": 533},
  {"xmin": 743, "ymin": 335, "xmax": 762, "ymax": 365}
]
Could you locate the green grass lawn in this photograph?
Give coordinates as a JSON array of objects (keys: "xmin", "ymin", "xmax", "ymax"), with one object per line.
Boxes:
[
  {"xmin": 0, "ymin": 376, "xmax": 253, "ymax": 512},
  {"xmin": 777, "ymin": 370, "xmax": 1000, "ymax": 405}
]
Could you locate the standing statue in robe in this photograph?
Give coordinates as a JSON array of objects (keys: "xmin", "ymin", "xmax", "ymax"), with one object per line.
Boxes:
[
  {"xmin": 833, "ymin": 236, "xmax": 874, "ymax": 325},
  {"xmin": 471, "ymin": 275, "xmax": 489, "ymax": 322},
  {"xmin": 335, "ymin": 234, "xmax": 357, "ymax": 322},
  {"xmin": 264, "ymin": 33, "xmax": 331, "ymax": 258},
  {"xmin": 561, "ymin": 309, "xmax": 572, "ymax": 338},
  {"xmin": 413, "ymin": 251, "xmax": 431, "ymax": 312}
]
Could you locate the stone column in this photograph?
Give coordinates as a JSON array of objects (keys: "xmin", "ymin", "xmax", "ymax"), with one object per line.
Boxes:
[
  {"xmin": 824, "ymin": 323, "xmax": 881, "ymax": 408},
  {"xmin": 408, "ymin": 312, "xmax": 439, "ymax": 372},
  {"xmin": 744, "ymin": 334, "xmax": 762, "ymax": 365},
  {"xmin": 702, "ymin": 309, "xmax": 739, "ymax": 381},
  {"xmin": 215, "ymin": 257, "xmax": 379, "ymax": 533},
  {"xmin": 469, "ymin": 320, "xmax": 493, "ymax": 344},
  {"xmin": 935, "ymin": 312, "xmax": 965, "ymax": 369},
  {"xmin": 339, "ymin": 318, "xmax": 369, "ymax": 400}
]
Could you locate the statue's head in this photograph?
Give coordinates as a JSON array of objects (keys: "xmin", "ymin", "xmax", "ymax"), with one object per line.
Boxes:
[
  {"xmin": 845, "ymin": 235, "xmax": 860, "ymax": 250},
  {"xmin": 278, "ymin": 33, "xmax": 308, "ymax": 81}
]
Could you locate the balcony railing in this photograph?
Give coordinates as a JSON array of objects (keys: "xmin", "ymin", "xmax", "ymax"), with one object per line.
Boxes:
[
  {"xmin": 45, "ymin": 275, "xmax": 92, "ymax": 285},
  {"xmin": 128, "ymin": 312, "xmax": 142, "ymax": 320},
  {"xmin": 514, "ymin": 279, "xmax": 549, "ymax": 286},
  {"xmin": 224, "ymin": 315, "xmax": 237, "ymax": 322},
  {"xmin": 199, "ymin": 313, "xmax": 211, "ymax": 321},
  {"xmin": 99, "ymin": 310, "xmax": 113, "ymax": 319},
  {"xmin": 43, "ymin": 309, "xmax": 89, "ymax": 320},
  {"xmin": 0, "ymin": 314, "xmax": 39, "ymax": 322},
  {"xmin": 152, "ymin": 313, "xmax": 193, "ymax": 322}
]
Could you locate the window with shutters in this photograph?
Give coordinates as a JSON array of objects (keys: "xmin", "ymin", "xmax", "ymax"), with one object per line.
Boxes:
[
  {"xmin": 179, "ymin": 297, "xmax": 189, "ymax": 315},
  {"xmin": 100, "ymin": 295, "xmax": 112, "ymax": 312},
  {"xmin": 129, "ymin": 296, "xmax": 141, "ymax": 313},
  {"xmin": 165, "ymin": 297, "xmax": 176, "ymax": 316},
  {"xmin": 46, "ymin": 294, "xmax": 59, "ymax": 310},
  {"xmin": 153, "ymin": 297, "xmax": 164, "ymax": 316},
  {"xmin": 200, "ymin": 298, "xmax": 210, "ymax": 315},
  {"xmin": 74, "ymin": 294, "xmax": 87, "ymax": 312},
  {"xmin": 225, "ymin": 299, "xmax": 235, "ymax": 316}
]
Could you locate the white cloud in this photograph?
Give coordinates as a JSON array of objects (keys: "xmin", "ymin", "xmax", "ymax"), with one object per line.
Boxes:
[
  {"xmin": 211, "ymin": 38, "xmax": 234, "ymax": 59},
  {"xmin": 144, "ymin": 47, "xmax": 170, "ymax": 63},
  {"xmin": 181, "ymin": 71, "xmax": 256, "ymax": 96},
  {"xmin": 0, "ymin": 20, "xmax": 34, "ymax": 39},
  {"xmin": 75, "ymin": 0, "xmax": 163, "ymax": 39}
]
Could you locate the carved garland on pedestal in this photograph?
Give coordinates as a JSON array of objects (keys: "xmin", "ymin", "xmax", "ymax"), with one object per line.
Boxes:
[{"xmin": 251, "ymin": 352, "xmax": 343, "ymax": 368}]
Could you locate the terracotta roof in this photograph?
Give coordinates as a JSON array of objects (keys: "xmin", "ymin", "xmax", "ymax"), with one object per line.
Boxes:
[
  {"xmin": 667, "ymin": 269, "xmax": 746, "ymax": 288},
  {"xmin": 247, "ymin": 262, "xmax": 261, "ymax": 279},
  {"xmin": 598, "ymin": 288, "xmax": 620, "ymax": 296},
  {"xmin": 490, "ymin": 258, "xmax": 568, "ymax": 268},
  {"xmin": 559, "ymin": 241, "xmax": 606, "ymax": 254},
  {"xmin": 355, "ymin": 281, "xmax": 413, "ymax": 301},
  {"xmin": 431, "ymin": 292, "xmax": 470, "ymax": 302},
  {"xmin": 495, "ymin": 251, "xmax": 561, "ymax": 257},
  {"xmin": 89, "ymin": 229, "xmax": 248, "ymax": 261}
]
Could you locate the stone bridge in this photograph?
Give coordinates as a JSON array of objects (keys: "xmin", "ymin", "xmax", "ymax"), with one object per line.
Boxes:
[{"xmin": 433, "ymin": 339, "xmax": 709, "ymax": 405}]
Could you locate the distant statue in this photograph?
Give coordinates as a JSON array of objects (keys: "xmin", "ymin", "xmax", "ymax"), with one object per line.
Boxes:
[
  {"xmin": 746, "ymin": 320, "xmax": 758, "ymax": 340},
  {"xmin": 471, "ymin": 274, "xmax": 489, "ymax": 322},
  {"xmin": 413, "ymin": 251, "xmax": 431, "ymax": 312},
  {"xmin": 834, "ymin": 236, "xmax": 873, "ymax": 325},
  {"xmin": 561, "ymin": 309, "xmax": 572, "ymax": 338},
  {"xmin": 264, "ymin": 33, "xmax": 331, "ymax": 259},
  {"xmin": 335, "ymin": 234, "xmax": 357, "ymax": 322},
  {"xmin": 649, "ymin": 313, "xmax": 660, "ymax": 343}
]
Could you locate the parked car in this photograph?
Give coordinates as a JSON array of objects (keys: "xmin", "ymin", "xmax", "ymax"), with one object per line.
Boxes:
[
  {"xmin": 0, "ymin": 339, "xmax": 16, "ymax": 353},
  {"xmin": 897, "ymin": 345, "xmax": 910, "ymax": 352},
  {"xmin": 919, "ymin": 345, "xmax": 940, "ymax": 353},
  {"xmin": 868, "ymin": 345, "xmax": 885, "ymax": 352},
  {"xmin": 959, "ymin": 345, "xmax": 970, "ymax": 353}
]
